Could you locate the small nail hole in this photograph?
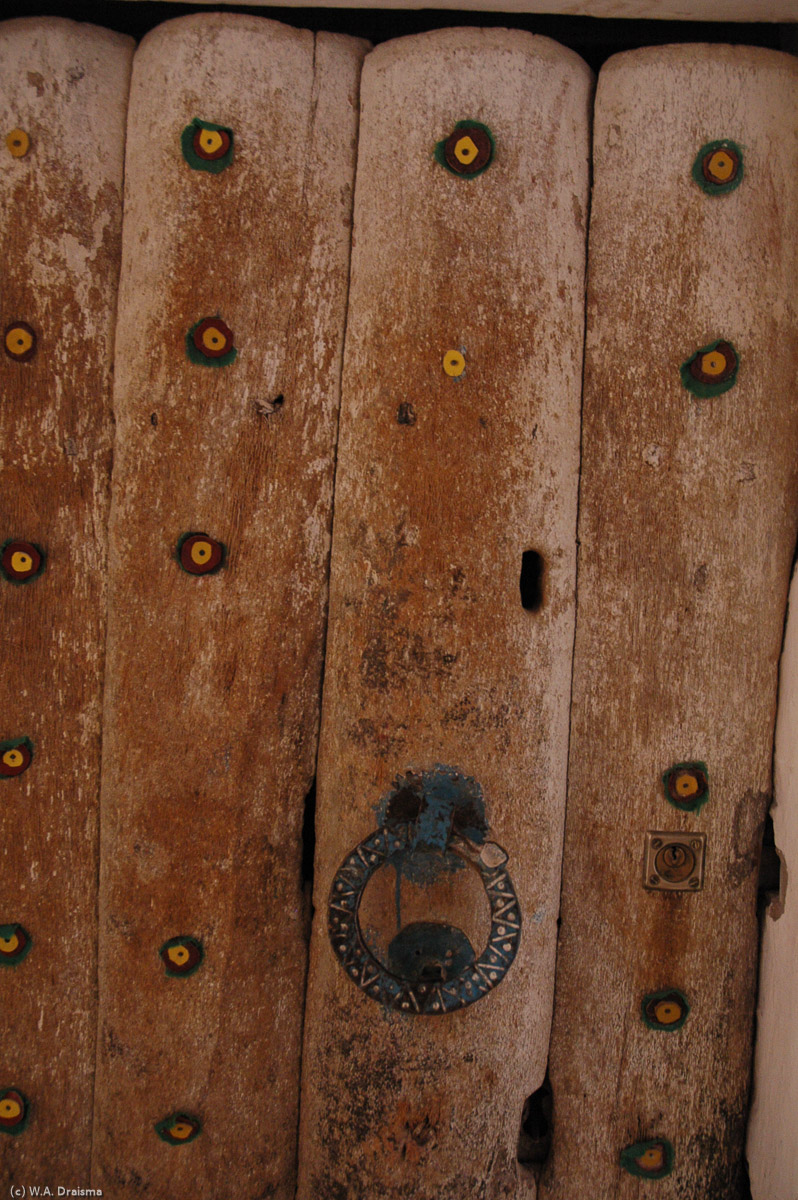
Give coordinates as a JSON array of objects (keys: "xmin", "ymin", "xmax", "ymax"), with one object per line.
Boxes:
[{"xmin": 520, "ymin": 550, "xmax": 544, "ymax": 611}]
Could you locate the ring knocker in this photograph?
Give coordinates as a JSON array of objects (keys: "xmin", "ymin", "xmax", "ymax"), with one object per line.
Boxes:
[{"xmin": 328, "ymin": 767, "xmax": 521, "ymax": 1015}]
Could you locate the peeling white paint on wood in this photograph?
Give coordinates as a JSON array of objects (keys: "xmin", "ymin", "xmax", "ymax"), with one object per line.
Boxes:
[
  {"xmin": 541, "ymin": 44, "xmax": 798, "ymax": 1200},
  {"xmin": 297, "ymin": 27, "xmax": 591, "ymax": 1199},
  {"xmin": 92, "ymin": 15, "xmax": 365, "ymax": 1197}
]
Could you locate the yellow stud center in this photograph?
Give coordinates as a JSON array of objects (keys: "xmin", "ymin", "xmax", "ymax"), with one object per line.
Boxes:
[
  {"xmin": 0, "ymin": 935, "xmax": 19, "ymax": 953},
  {"xmin": 675, "ymin": 772, "xmax": 699, "ymax": 797},
  {"xmin": 0, "ymin": 1099, "xmax": 21, "ymax": 1120},
  {"xmin": 454, "ymin": 135, "xmax": 479, "ymax": 165},
  {"xmin": 708, "ymin": 151, "xmax": 734, "ymax": 181},
  {"xmin": 10, "ymin": 551, "xmax": 32, "ymax": 574},
  {"xmin": 200, "ymin": 130, "xmax": 224, "ymax": 156},
  {"xmin": 6, "ymin": 128, "xmax": 29, "ymax": 158},
  {"xmin": 5, "ymin": 327, "xmax": 33, "ymax": 357},
  {"xmin": 654, "ymin": 1000, "xmax": 681, "ymax": 1024},
  {"xmin": 170, "ymin": 1122, "xmax": 193, "ymax": 1139},
  {"xmin": 2, "ymin": 749, "xmax": 23, "ymax": 768},
  {"xmin": 700, "ymin": 351, "xmax": 727, "ymax": 377},
  {"xmin": 190, "ymin": 542, "xmax": 212, "ymax": 565},
  {"xmin": 201, "ymin": 327, "xmax": 225, "ymax": 352},
  {"xmin": 168, "ymin": 945, "xmax": 190, "ymax": 965},
  {"xmin": 638, "ymin": 1147, "xmax": 664, "ymax": 1170},
  {"xmin": 443, "ymin": 350, "xmax": 465, "ymax": 378}
]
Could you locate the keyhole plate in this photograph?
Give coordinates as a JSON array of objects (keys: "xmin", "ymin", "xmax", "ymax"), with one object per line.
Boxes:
[{"xmin": 643, "ymin": 831, "xmax": 706, "ymax": 892}]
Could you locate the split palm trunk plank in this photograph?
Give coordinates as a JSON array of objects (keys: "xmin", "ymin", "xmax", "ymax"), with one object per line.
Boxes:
[
  {"xmin": 540, "ymin": 47, "xmax": 798, "ymax": 1200},
  {"xmin": 0, "ymin": 17, "xmax": 132, "ymax": 1182},
  {"xmin": 297, "ymin": 29, "xmax": 591, "ymax": 1200},
  {"xmin": 92, "ymin": 15, "xmax": 365, "ymax": 1197},
  {"xmin": 746, "ymin": 559, "xmax": 798, "ymax": 1200}
]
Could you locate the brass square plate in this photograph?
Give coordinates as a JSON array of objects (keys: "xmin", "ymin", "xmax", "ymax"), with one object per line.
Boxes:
[{"xmin": 643, "ymin": 831, "xmax": 706, "ymax": 892}]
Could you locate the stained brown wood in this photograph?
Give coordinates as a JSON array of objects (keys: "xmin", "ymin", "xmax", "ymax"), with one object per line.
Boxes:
[
  {"xmin": 540, "ymin": 45, "xmax": 798, "ymax": 1200},
  {"xmin": 0, "ymin": 17, "xmax": 132, "ymax": 1182},
  {"xmin": 297, "ymin": 28, "xmax": 592, "ymax": 1200},
  {"xmin": 91, "ymin": 15, "xmax": 365, "ymax": 1196}
]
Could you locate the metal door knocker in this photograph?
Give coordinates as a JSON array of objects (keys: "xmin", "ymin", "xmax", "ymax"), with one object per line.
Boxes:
[{"xmin": 328, "ymin": 765, "xmax": 521, "ymax": 1014}]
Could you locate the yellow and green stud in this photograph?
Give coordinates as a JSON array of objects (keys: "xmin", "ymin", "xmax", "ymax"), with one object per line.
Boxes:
[
  {"xmin": 181, "ymin": 118, "xmax": 233, "ymax": 174},
  {"xmin": 692, "ymin": 139, "xmax": 743, "ymax": 195},
  {"xmin": 155, "ymin": 1112, "xmax": 201, "ymax": 1145},
  {"xmin": 662, "ymin": 761, "xmax": 709, "ymax": 813},
  {"xmin": 620, "ymin": 1138, "xmax": 674, "ymax": 1180},
  {"xmin": 435, "ymin": 120, "xmax": 495, "ymax": 178},
  {"xmin": 0, "ymin": 1088, "xmax": 29, "ymax": 1135},
  {"xmin": 5, "ymin": 129, "xmax": 30, "ymax": 158},
  {"xmin": 0, "ymin": 924, "xmax": 32, "ymax": 967},
  {"xmin": 641, "ymin": 987, "xmax": 690, "ymax": 1032},
  {"xmin": 680, "ymin": 339, "xmax": 738, "ymax": 399},
  {"xmin": 443, "ymin": 349, "xmax": 466, "ymax": 378},
  {"xmin": 0, "ymin": 737, "xmax": 33, "ymax": 779},
  {"xmin": 159, "ymin": 935, "xmax": 203, "ymax": 978}
]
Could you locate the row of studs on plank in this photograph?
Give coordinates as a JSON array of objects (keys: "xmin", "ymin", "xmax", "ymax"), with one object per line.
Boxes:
[
  {"xmin": 1, "ymin": 125, "xmax": 211, "ymax": 1149},
  {"xmin": 604, "ymin": 124, "xmax": 745, "ymax": 1187},
  {"xmin": 0, "ymin": 931, "xmax": 203, "ymax": 1142},
  {"xmin": 4, "ymin": 120, "xmax": 743, "ymax": 394}
]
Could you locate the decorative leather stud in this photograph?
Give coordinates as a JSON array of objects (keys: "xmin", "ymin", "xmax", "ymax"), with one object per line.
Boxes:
[
  {"xmin": 0, "ymin": 737, "xmax": 33, "ymax": 779},
  {"xmin": 176, "ymin": 532, "xmax": 225, "ymax": 576},
  {"xmin": 642, "ymin": 988, "xmax": 690, "ymax": 1031},
  {"xmin": 680, "ymin": 339, "xmax": 738, "ymax": 398},
  {"xmin": 0, "ymin": 924, "xmax": 32, "ymax": 967},
  {"xmin": 186, "ymin": 317, "xmax": 237, "ymax": 367},
  {"xmin": 1, "ymin": 540, "xmax": 44, "ymax": 584},
  {"xmin": 0, "ymin": 1089, "xmax": 29, "ymax": 1135},
  {"xmin": 160, "ymin": 936, "xmax": 203, "ymax": 978},
  {"xmin": 692, "ymin": 139, "xmax": 743, "ymax": 195},
  {"xmin": 663, "ymin": 762, "xmax": 709, "ymax": 813},
  {"xmin": 620, "ymin": 1138, "xmax": 675, "ymax": 1180},
  {"xmin": 4, "ymin": 321, "xmax": 37, "ymax": 362},
  {"xmin": 5, "ymin": 129, "xmax": 30, "ymax": 158},
  {"xmin": 443, "ymin": 349, "xmax": 465, "ymax": 378},
  {"xmin": 181, "ymin": 118, "xmax": 233, "ymax": 174},
  {"xmin": 435, "ymin": 121, "xmax": 494, "ymax": 177},
  {"xmin": 155, "ymin": 1112, "xmax": 201, "ymax": 1145}
]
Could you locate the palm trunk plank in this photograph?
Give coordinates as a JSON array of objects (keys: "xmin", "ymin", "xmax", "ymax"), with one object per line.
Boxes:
[
  {"xmin": 0, "ymin": 17, "xmax": 132, "ymax": 1184},
  {"xmin": 297, "ymin": 29, "xmax": 591, "ymax": 1200},
  {"xmin": 91, "ymin": 15, "xmax": 365, "ymax": 1197},
  {"xmin": 541, "ymin": 46, "xmax": 798, "ymax": 1200}
]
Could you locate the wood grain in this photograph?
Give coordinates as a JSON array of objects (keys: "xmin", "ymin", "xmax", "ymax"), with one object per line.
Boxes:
[
  {"xmin": 746, "ymin": 561, "xmax": 798, "ymax": 1200},
  {"xmin": 0, "ymin": 16, "xmax": 132, "ymax": 1184},
  {"xmin": 540, "ymin": 45, "xmax": 798, "ymax": 1200},
  {"xmin": 91, "ymin": 15, "xmax": 365, "ymax": 1196},
  {"xmin": 297, "ymin": 28, "xmax": 591, "ymax": 1200}
]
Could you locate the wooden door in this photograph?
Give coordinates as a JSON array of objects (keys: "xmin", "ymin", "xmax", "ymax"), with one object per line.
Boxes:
[{"xmin": 2, "ymin": 14, "xmax": 798, "ymax": 1198}]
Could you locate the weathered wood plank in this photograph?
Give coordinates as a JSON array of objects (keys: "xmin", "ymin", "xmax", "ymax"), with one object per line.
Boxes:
[
  {"xmin": 746, "ymin": 561, "xmax": 798, "ymax": 1200},
  {"xmin": 91, "ymin": 15, "xmax": 365, "ymax": 1196},
  {"xmin": 541, "ymin": 45, "xmax": 798, "ymax": 1200},
  {"xmin": 297, "ymin": 28, "xmax": 591, "ymax": 1200},
  {"xmin": 0, "ymin": 17, "xmax": 132, "ymax": 1183}
]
